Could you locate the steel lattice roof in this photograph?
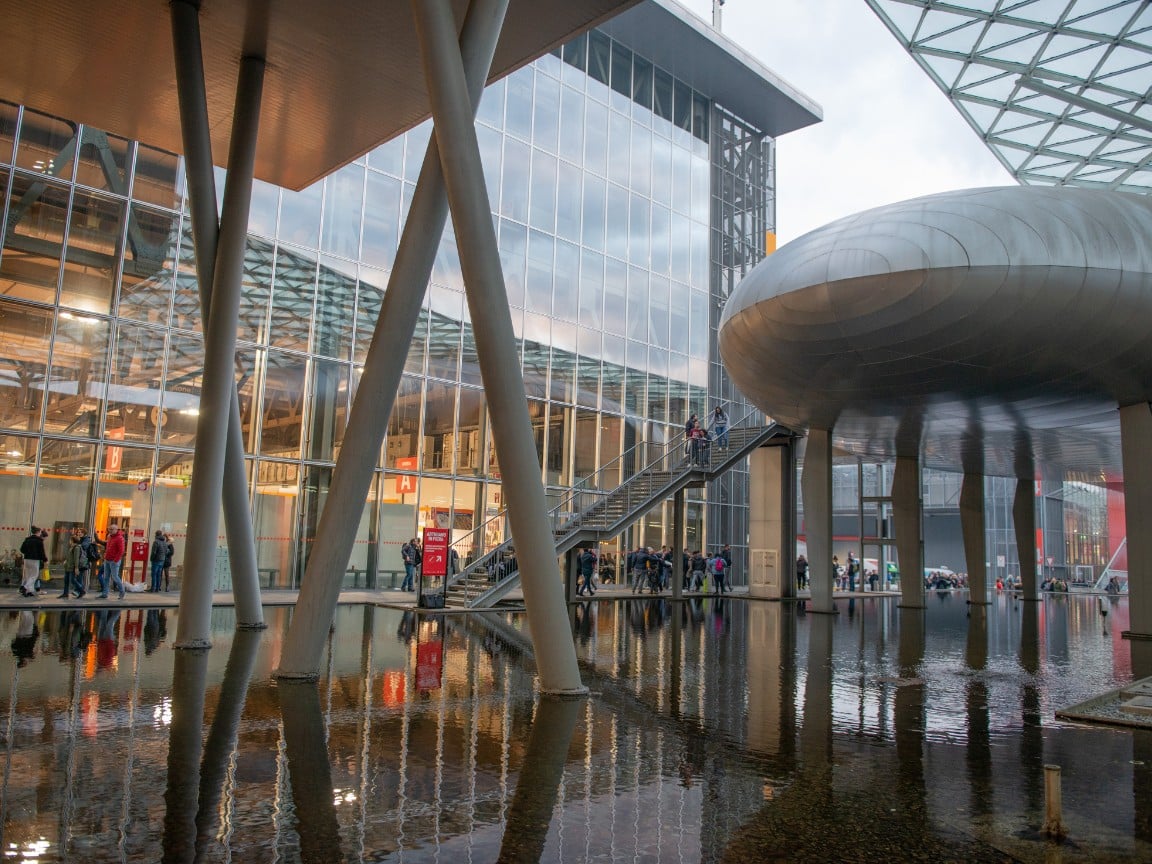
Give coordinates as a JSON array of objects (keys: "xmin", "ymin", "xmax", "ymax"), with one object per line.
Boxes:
[{"xmin": 865, "ymin": 0, "xmax": 1152, "ymax": 193}]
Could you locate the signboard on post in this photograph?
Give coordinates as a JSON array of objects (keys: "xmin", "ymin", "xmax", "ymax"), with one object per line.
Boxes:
[{"xmin": 418, "ymin": 526, "xmax": 450, "ymax": 608}]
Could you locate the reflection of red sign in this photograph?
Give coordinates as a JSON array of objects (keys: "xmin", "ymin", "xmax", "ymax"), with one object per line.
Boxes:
[
  {"xmin": 416, "ymin": 641, "xmax": 442, "ymax": 691},
  {"xmin": 422, "ymin": 527, "xmax": 450, "ymax": 578},
  {"xmin": 105, "ymin": 428, "xmax": 125, "ymax": 472},
  {"xmin": 382, "ymin": 670, "xmax": 406, "ymax": 707}
]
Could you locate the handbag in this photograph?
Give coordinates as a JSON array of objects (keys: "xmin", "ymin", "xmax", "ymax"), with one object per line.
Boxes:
[{"xmin": 41, "ymin": 566, "xmax": 51, "ymax": 583}]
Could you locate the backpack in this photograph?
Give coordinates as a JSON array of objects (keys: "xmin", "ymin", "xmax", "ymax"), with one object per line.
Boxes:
[
  {"xmin": 714, "ymin": 557, "xmax": 725, "ymax": 574},
  {"xmin": 85, "ymin": 542, "xmax": 100, "ymax": 565}
]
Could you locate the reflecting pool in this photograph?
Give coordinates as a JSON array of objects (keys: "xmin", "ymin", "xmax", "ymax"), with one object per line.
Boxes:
[{"xmin": 1, "ymin": 594, "xmax": 1150, "ymax": 862}]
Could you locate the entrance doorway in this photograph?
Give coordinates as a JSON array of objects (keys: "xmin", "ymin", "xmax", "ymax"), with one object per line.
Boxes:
[{"xmin": 94, "ymin": 498, "xmax": 132, "ymax": 540}]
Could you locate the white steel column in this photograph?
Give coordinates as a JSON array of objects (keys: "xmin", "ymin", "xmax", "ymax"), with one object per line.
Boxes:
[
  {"xmin": 170, "ymin": 0, "xmax": 264, "ymax": 631},
  {"xmin": 276, "ymin": 0, "xmax": 509, "ymax": 678},
  {"xmin": 892, "ymin": 454, "xmax": 925, "ymax": 609},
  {"xmin": 801, "ymin": 429, "xmax": 835, "ymax": 613},
  {"xmin": 960, "ymin": 472, "xmax": 990, "ymax": 605},
  {"xmin": 672, "ymin": 489, "xmax": 685, "ymax": 600},
  {"xmin": 411, "ymin": 0, "xmax": 584, "ymax": 693},
  {"xmin": 175, "ymin": 54, "xmax": 265, "ymax": 649},
  {"xmin": 1013, "ymin": 477, "xmax": 1039, "ymax": 601},
  {"xmin": 1120, "ymin": 402, "xmax": 1152, "ymax": 639}
]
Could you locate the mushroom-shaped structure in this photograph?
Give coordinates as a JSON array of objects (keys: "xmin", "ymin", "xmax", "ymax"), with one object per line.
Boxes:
[{"xmin": 718, "ymin": 186, "xmax": 1152, "ymax": 476}]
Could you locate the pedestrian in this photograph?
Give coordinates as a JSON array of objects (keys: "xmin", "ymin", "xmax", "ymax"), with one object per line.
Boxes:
[
  {"xmin": 401, "ymin": 538, "xmax": 418, "ymax": 592},
  {"xmin": 721, "ymin": 544, "xmax": 733, "ymax": 584},
  {"xmin": 847, "ymin": 551, "xmax": 859, "ymax": 593},
  {"xmin": 690, "ymin": 550, "xmax": 705, "ymax": 591},
  {"xmin": 710, "ymin": 405, "xmax": 730, "ymax": 448},
  {"xmin": 59, "ymin": 531, "xmax": 87, "ymax": 599},
  {"xmin": 149, "ymin": 530, "xmax": 167, "ymax": 592},
  {"xmin": 711, "ymin": 551, "xmax": 729, "ymax": 594},
  {"xmin": 19, "ymin": 525, "xmax": 46, "ymax": 598},
  {"xmin": 796, "ymin": 554, "xmax": 809, "ymax": 591},
  {"xmin": 689, "ymin": 419, "xmax": 709, "ymax": 466},
  {"xmin": 100, "ymin": 525, "xmax": 126, "ymax": 600},
  {"xmin": 631, "ymin": 546, "xmax": 648, "ymax": 594},
  {"xmin": 577, "ymin": 546, "xmax": 597, "ymax": 596},
  {"xmin": 163, "ymin": 534, "xmax": 174, "ymax": 591}
]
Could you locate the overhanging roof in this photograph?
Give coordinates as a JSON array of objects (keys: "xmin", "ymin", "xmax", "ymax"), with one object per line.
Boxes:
[
  {"xmin": 0, "ymin": 0, "xmax": 640, "ymax": 191},
  {"xmin": 599, "ymin": 0, "xmax": 822, "ymax": 137}
]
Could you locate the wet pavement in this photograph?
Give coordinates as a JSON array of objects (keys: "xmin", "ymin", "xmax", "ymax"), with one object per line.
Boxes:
[{"xmin": 0, "ymin": 592, "xmax": 1149, "ymax": 862}]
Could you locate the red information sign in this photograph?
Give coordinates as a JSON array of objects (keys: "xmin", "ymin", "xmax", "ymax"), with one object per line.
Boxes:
[
  {"xmin": 421, "ymin": 527, "xmax": 450, "ymax": 579},
  {"xmin": 416, "ymin": 641, "xmax": 442, "ymax": 691}
]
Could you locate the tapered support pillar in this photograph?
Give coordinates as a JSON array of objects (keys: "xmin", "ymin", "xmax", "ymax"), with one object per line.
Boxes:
[
  {"xmin": 169, "ymin": 0, "xmax": 263, "ymax": 631},
  {"xmin": 276, "ymin": 0, "xmax": 509, "ymax": 678},
  {"xmin": 960, "ymin": 472, "xmax": 989, "ymax": 605},
  {"xmin": 175, "ymin": 54, "xmax": 265, "ymax": 649},
  {"xmin": 412, "ymin": 0, "xmax": 584, "ymax": 694},
  {"xmin": 749, "ymin": 443, "xmax": 792, "ymax": 599},
  {"xmin": 1014, "ymin": 478, "xmax": 1039, "ymax": 601},
  {"xmin": 802, "ymin": 429, "xmax": 835, "ymax": 613},
  {"xmin": 672, "ymin": 489, "xmax": 685, "ymax": 600},
  {"xmin": 892, "ymin": 454, "xmax": 925, "ymax": 609},
  {"xmin": 1120, "ymin": 402, "xmax": 1152, "ymax": 640}
]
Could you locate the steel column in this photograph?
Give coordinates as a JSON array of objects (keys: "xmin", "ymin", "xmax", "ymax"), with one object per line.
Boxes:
[
  {"xmin": 801, "ymin": 429, "xmax": 835, "ymax": 613},
  {"xmin": 276, "ymin": 0, "xmax": 509, "ymax": 678},
  {"xmin": 411, "ymin": 0, "xmax": 584, "ymax": 694},
  {"xmin": 960, "ymin": 472, "xmax": 990, "ymax": 605},
  {"xmin": 1013, "ymin": 477, "xmax": 1039, "ymax": 601},
  {"xmin": 672, "ymin": 489, "xmax": 685, "ymax": 600},
  {"xmin": 175, "ymin": 54, "xmax": 265, "ymax": 649},
  {"xmin": 1120, "ymin": 402, "xmax": 1152, "ymax": 639},
  {"xmin": 169, "ymin": 0, "xmax": 264, "ymax": 631},
  {"xmin": 892, "ymin": 454, "xmax": 925, "ymax": 609}
]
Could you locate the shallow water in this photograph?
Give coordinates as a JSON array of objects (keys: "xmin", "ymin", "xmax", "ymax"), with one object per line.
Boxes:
[{"xmin": 1, "ymin": 593, "xmax": 1149, "ymax": 862}]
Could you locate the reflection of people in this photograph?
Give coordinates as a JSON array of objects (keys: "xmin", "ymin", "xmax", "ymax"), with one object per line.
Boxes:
[
  {"xmin": 11, "ymin": 610, "xmax": 38, "ymax": 666},
  {"xmin": 1106, "ymin": 576, "xmax": 1121, "ymax": 594}
]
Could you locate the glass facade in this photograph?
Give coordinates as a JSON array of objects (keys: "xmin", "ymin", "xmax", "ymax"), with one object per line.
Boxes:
[{"xmin": 0, "ymin": 28, "xmax": 776, "ymax": 589}]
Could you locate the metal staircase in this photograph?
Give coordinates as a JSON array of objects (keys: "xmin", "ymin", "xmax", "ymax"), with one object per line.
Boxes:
[{"xmin": 440, "ymin": 412, "xmax": 791, "ymax": 608}]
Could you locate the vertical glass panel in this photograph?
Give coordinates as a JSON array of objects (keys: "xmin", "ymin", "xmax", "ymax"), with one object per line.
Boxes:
[
  {"xmin": 498, "ymin": 219, "xmax": 527, "ymax": 308},
  {"xmin": 654, "ymin": 69, "xmax": 674, "ymax": 123},
  {"xmin": 367, "ymin": 135, "xmax": 404, "ymax": 176},
  {"xmin": 652, "ymin": 134, "xmax": 672, "ymax": 207},
  {"xmin": 610, "ymin": 41, "xmax": 633, "ymax": 100},
  {"xmin": 93, "ymin": 442, "xmax": 154, "ymax": 567},
  {"xmin": 630, "ymin": 125, "xmax": 652, "ymax": 198},
  {"xmin": 550, "ymin": 347, "xmax": 575, "ymax": 403},
  {"xmin": 576, "ymin": 355, "xmax": 600, "ymax": 409},
  {"xmin": 599, "ymin": 414, "xmax": 623, "ymax": 489},
  {"xmin": 170, "ymin": 222, "xmax": 201, "ymax": 331},
  {"xmin": 269, "ymin": 246, "xmax": 316, "ymax": 354},
  {"xmin": 633, "ymin": 56, "xmax": 653, "ymax": 112},
  {"xmin": 561, "ymin": 32, "xmax": 587, "ymax": 76},
  {"xmin": 460, "ymin": 319, "xmax": 481, "ymax": 387},
  {"xmin": 545, "ymin": 403, "xmax": 571, "ymax": 486},
  {"xmin": 456, "ymin": 388, "xmax": 487, "ymax": 478},
  {"xmin": 674, "ymin": 80, "xmax": 692, "ymax": 131},
  {"xmin": 672, "ymin": 144, "xmax": 692, "ymax": 215},
  {"xmin": 105, "ymin": 323, "xmax": 165, "ymax": 446},
  {"xmin": 625, "ymin": 365, "xmax": 646, "ymax": 417},
  {"xmin": 628, "ymin": 194, "xmax": 650, "ymax": 267},
  {"xmin": 527, "ymin": 399, "xmax": 546, "ymax": 479},
  {"xmin": 421, "ymin": 382, "xmax": 456, "ymax": 474},
  {"xmin": 522, "ymin": 339, "xmax": 549, "ymax": 399},
  {"xmin": 315, "ymin": 256, "xmax": 356, "ymax": 360},
  {"xmin": 588, "ymin": 31, "xmax": 611, "ymax": 89},
  {"xmin": 581, "ymin": 174, "xmax": 605, "ymax": 252},
  {"xmin": 533, "ymin": 73, "xmax": 560, "ymax": 154},
  {"xmin": 476, "ymin": 124, "xmax": 503, "ymax": 209},
  {"xmin": 525, "ymin": 230, "xmax": 554, "ymax": 315},
  {"xmin": 152, "ymin": 448, "xmax": 194, "ymax": 575},
  {"xmin": 385, "ymin": 375, "xmax": 422, "ymax": 469},
  {"xmin": 555, "ymin": 160, "xmax": 582, "ymax": 243},
  {"xmin": 119, "ymin": 204, "xmax": 177, "ymax": 324},
  {"xmin": 500, "ymin": 137, "xmax": 530, "ymax": 223},
  {"xmin": 671, "ymin": 211, "xmax": 691, "ymax": 283},
  {"xmin": 247, "ymin": 178, "xmax": 279, "ymax": 237},
  {"xmin": 35, "ymin": 439, "xmax": 96, "ymax": 549},
  {"xmin": 278, "ymin": 182, "xmax": 322, "ymax": 249},
  {"xmin": 426, "ymin": 298, "xmax": 461, "ymax": 382},
  {"xmin": 689, "ymin": 289, "xmax": 708, "ymax": 358},
  {"xmin": 236, "ymin": 238, "xmax": 273, "ymax": 345},
  {"xmin": 131, "ymin": 144, "xmax": 181, "ymax": 210},
  {"xmin": 691, "ymin": 221, "xmax": 709, "ymax": 290},
  {"xmin": 402, "ymin": 122, "xmax": 432, "ymax": 184},
  {"xmin": 649, "ymin": 276, "xmax": 670, "ymax": 350},
  {"xmin": 651, "ymin": 204, "xmax": 671, "ymax": 275},
  {"xmin": 261, "ymin": 349, "xmax": 307, "ymax": 459},
  {"xmin": 406, "ymin": 308, "xmax": 428, "ymax": 376},
  {"xmin": 0, "ymin": 432, "xmax": 36, "ymax": 557},
  {"xmin": 505, "ymin": 67, "xmax": 534, "ymax": 140},
  {"xmin": 627, "ymin": 267, "xmax": 648, "ymax": 341},
  {"xmin": 584, "ymin": 101, "xmax": 608, "ymax": 176},
  {"xmin": 578, "ymin": 248, "xmax": 603, "ymax": 329},
  {"xmin": 0, "ymin": 300, "xmax": 51, "ymax": 431},
  {"xmin": 15, "ymin": 111, "xmax": 76, "ymax": 178},
  {"xmin": 43, "ymin": 312, "xmax": 110, "ymax": 437},
  {"xmin": 603, "ymin": 256, "xmax": 626, "ymax": 336},
  {"xmin": 669, "ymin": 281, "xmax": 690, "ymax": 355},
  {"xmin": 298, "ymin": 464, "xmax": 332, "ymax": 577},
  {"xmin": 529, "ymin": 150, "xmax": 557, "ymax": 232},
  {"xmin": 321, "ymin": 163, "xmax": 364, "ymax": 259},
  {"xmin": 306, "ymin": 358, "xmax": 348, "ymax": 462},
  {"xmin": 602, "ymin": 366, "xmax": 624, "ymax": 415},
  {"xmin": 378, "ymin": 472, "xmax": 417, "ymax": 582},
  {"xmin": 362, "ymin": 169, "xmax": 401, "ymax": 270},
  {"xmin": 605, "ymin": 183, "xmax": 628, "ymax": 261},
  {"xmin": 476, "ymin": 77, "xmax": 506, "ymax": 130},
  {"xmin": 159, "ymin": 331, "xmax": 202, "ymax": 447},
  {"xmin": 553, "ymin": 239, "xmax": 579, "ymax": 323},
  {"xmin": 691, "ymin": 151, "xmax": 710, "ymax": 224},
  {"xmin": 559, "ymin": 85, "xmax": 584, "ymax": 166},
  {"xmin": 254, "ymin": 459, "xmax": 298, "ymax": 589},
  {"xmin": 354, "ymin": 272, "xmax": 385, "ymax": 365},
  {"xmin": 1, "ymin": 174, "xmax": 69, "ymax": 304},
  {"xmin": 0, "ymin": 102, "xmax": 19, "ymax": 165},
  {"xmin": 75, "ymin": 127, "xmax": 131, "ymax": 193},
  {"xmin": 60, "ymin": 190, "xmax": 123, "ymax": 315},
  {"xmin": 607, "ymin": 111, "xmax": 631, "ymax": 187}
]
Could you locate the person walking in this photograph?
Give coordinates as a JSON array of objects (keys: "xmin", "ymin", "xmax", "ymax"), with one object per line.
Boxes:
[
  {"xmin": 721, "ymin": 544, "xmax": 733, "ymax": 586},
  {"xmin": 59, "ymin": 532, "xmax": 87, "ymax": 599},
  {"xmin": 79, "ymin": 529, "xmax": 99, "ymax": 594},
  {"xmin": 162, "ymin": 534, "xmax": 174, "ymax": 591},
  {"xmin": 148, "ymin": 530, "xmax": 167, "ymax": 592},
  {"xmin": 847, "ymin": 551, "xmax": 860, "ymax": 593},
  {"xmin": 401, "ymin": 538, "xmax": 418, "ymax": 592},
  {"xmin": 690, "ymin": 550, "xmax": 705, "ymax": 591},
  {"xmin": 19, "ymin": 525, "xmax": 46, "ymax": 598},
  {"xmin": 101, "ymin": 525, "xmax": 126, "ymax": 600},
  {"xmin": 710, "ymin": 405, "xmax": 730, "ymax": 448},
  {"xmin": 796, "ymin": 554, "xmax": 809, "ymax": 591},
  {"xmin": 711, "ymin": 551, "xmax": 729, "ymax": 595},
  {"xmin": 577, "ymin": 546, "xmax": 597, "ymax": 596}
]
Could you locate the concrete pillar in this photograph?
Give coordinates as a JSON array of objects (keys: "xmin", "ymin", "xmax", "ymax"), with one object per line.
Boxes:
[
  {"xmin": 892, "ymin": 454, "xmax": 925, "ymax": 609},
  {"xmin": 276, "ymin": 0, "xmax": 509, "ymax": 678},
  {"xmin": 960, "ymin": 472, "xmax": 989, "ymax": 605},
  {"xmin": 749, "ymin": 444, "xmax": 790, "ymax": 599},
  {"xmin": 412, "ymin": 0, "xmax": 584, "ymax": 693},
  {"xmin": 801, "ymin": 430, "xmax": 835, "ymax": 613},
  {"xmin": 672, "ymin": 489, "xmax": 685, "ymax": 600},
  {"xmin": 1014, "ymin": 477, "xmax": 1040, "ymax": 601},
  {"xmin": 175, "ymin": 54, "xmax": 265, "ymax": 649},
  {"xmin": 1120, "ymin": 402, "xmax": 1152, "ymax": 640},
  {"xmin": 169, "ymin": 0, "xmax": 264, "ymax": 631}
]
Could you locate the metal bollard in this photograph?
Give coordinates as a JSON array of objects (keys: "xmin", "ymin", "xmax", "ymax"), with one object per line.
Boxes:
[{"xmin": 1043, "ymin": 764, "xmax": 1066, "ymax": 839}]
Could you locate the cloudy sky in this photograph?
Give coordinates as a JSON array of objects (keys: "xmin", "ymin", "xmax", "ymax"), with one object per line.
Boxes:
[{"xmin": 677, "ymin": 0, "xmax": 1013, "ymax": 244}]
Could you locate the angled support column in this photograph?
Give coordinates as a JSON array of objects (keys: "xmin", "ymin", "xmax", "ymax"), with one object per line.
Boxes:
[
  {"xmin": 892, "ymin": 454, "xmax": 925, "ymax": 609},
  {"xmin": 960, "ymin": 472, "xmax": 990, "ymax": 605},
  {"xmin": 672, "ymin": 489, "xmax": 685, "ymax": 600},
  {"xmin": 170, "ymin": 0, "xmax": 264, "ymax": 632},
  {"xmin": 802, "ymin": 429, "xmax": 835, "ymax": 614},
  {"xmin": 412, "ymin": 0, "xmax": 584, "ymax": 694},
  {"xmin": 749, "ymin": 443, "xmax": 791, "ymax": 599},
  {"xmin": 1120, "ymin": 402, "xmax": 1152, "ymax": 640},
  {"xmin": 1014, "ymin": 477, "xmax": 1039, "ymax": 601},
  {"xmin": 175, "ymin": 53, "xmax": 265, "ymax": 649},
  {"xmin": 276, "ymin": 0, "xmax": 510, "ymax": 678}
]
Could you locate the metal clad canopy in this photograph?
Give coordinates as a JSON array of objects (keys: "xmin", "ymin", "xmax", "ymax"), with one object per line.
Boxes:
[{"xmin": 0, "ymin": 0, "xmax": 639, "ymax": 190}]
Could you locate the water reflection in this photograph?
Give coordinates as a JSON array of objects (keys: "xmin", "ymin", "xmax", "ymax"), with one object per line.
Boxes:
[{"xmin": 0, "ymin": 596, "xmax": 1149, "ymax": 862}]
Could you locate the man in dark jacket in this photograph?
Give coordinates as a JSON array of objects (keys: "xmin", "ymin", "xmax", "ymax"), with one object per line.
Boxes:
[
  {"xmin": 577, "ymin": 547, "xmax": 597, "ymax": 596},
  {"xmin": 149, "ymin": 530, "xmax": 167, "ymax": 592},
  {"xmin": 19, "ymin": 526, "xmax": 46, "ymax": 597}
]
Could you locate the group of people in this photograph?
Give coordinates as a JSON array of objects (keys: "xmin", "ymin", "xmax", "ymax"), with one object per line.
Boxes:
[
  {"xmin": 683, "ymin": 406, "xmax": 730, "ymax": 467},
  {"xmin": 625, "ymin": 544, "xmax": 733, "ymax": 595},
  {"xmin": 16, "ymin": 523, "xmax": 175, "ymax": 601}
]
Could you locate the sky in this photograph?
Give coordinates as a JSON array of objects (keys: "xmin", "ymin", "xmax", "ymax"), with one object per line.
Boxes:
[{"xmin": 677, "ymin": 0, "xmax": 1013, "ymax": 244}]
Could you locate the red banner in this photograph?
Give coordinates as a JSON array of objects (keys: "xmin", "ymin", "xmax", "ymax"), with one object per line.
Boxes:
[
  {"xmin": 422, "ymin": 527, "xmax": 450, "ymax": 579},
  {"xmin": 416, "ymin": 641, "xmax": 442, "ymax": 691}
]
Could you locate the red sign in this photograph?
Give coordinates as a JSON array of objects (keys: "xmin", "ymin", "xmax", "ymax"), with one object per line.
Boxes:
[
  {"xmin": 131, "ymin": 541, "xmax": 148, "ymax": 561},
  {"xmin": 422, "ymin": 527, "xmax": 450, "ymax": 579},
  {"xmin": 395, "ymin": 457, "xmax": 418, "ymax": 494},
  {"xmin": 416, "ymin": 641, "xmax": 442, "ymax": 691},
  {"xmin": 382, "ymin": 670, "xmax": 406, "ymax": 707}
]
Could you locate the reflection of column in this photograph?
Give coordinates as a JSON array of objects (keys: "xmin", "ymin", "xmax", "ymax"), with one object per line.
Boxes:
[
  {"xmin": 498, "ymin": 696, "xmax": 583, "ymax": 862},
  {"xmin": 1019, "ymin": 603, "xmax": 1044, "ymax": 821},
  {"xmin": 965, "ymin": 608, "xmax": 991, "ymax": 824},
  {"xmin": 802, "ymin": 614, "xmax": 834, "ymax": 768},
  {"xmin": 894, "ymin": 611, "xmax": 925, "ymax": 826},
  {"xmin": 1134, "ymin": 727, "xmax": 1152, "ymax": 844},
  {"xmin": 1120, "ymin": 402, "xmax": 1152, "ymax": 639},
  {"xmin": 1014, "ymin": 478, "xmax": 1039, "ymax": 601},
  {"xmin": 960, "ymin": 473, "xmax": 989, "ymax": 604},
  {"xmin": 892, "ymin": 454, "xmax": 925, "ymax": 609},
  {"xmin": 279, "ymin": 682, "xmax": 344, "ymax": 862},
  {"xmin": 412, "ymin": 0, "xmax": 583, "ymax": 693},
  {"xmin": 746, "ymin": 603, "xmax": 795, "ymax": 756},
  {"xmin": 162, "ymin": 649, "xmax": 209, "ymax": 864},
  {"xmin": 801, "ymin": 430, "xmax": 835, "ymax": 614}
]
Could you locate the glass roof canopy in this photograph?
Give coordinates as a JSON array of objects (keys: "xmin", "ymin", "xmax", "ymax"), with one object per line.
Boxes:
[{"xmin": 865, "ymin": 0, "xmax": 1152, "ymax": 193}]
